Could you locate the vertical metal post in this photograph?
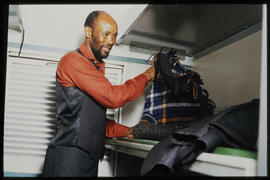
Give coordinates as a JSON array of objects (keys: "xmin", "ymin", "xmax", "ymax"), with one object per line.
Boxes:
[{"xmin": 257, "ymin": 4, "xmax": 267, "ymax": 176}]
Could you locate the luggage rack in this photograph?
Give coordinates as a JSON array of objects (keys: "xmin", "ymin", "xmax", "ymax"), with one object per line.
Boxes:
[{"xmin": 105, "ymin": 138, "xmax": 257, "ymax": 176}]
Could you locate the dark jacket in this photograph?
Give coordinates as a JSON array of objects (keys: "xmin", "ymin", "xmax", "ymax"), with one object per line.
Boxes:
[{"xmin": 141, "ymin": 99, "xmax": 259, "ymax": 175}]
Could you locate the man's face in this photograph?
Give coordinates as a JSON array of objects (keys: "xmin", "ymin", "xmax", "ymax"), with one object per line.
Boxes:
[{"xmin": 90, "ymin": 14, "xmax": 118, "ymax": 60}]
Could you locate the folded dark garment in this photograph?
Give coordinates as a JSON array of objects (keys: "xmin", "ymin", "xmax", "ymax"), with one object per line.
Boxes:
[
  {"xmin": 140, "ymin": 135, "xmax": 197, "ymax": 176},
  {"xmin": 172, "ymin": 114, "xmax": 215, "ymax": 145},
  {"xmin": 209, "ymin": 99, "xmax": 259, "ymax": 151},
  {"xmin": 140, "ymin": 119, "xmax": 224, "ymax": 175},
  {"xmin": 172, "ymin": 99, "xmax": 259, "ymax": 150},
  {"xmin": 179, "ymin": 127, "xmax": 225, "ymax": 166},
  {"xmin": 140, "ymin": 99, "xmax": 259, "ymax": 176}
]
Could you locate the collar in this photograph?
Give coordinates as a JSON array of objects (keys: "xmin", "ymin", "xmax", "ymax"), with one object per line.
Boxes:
[{"xmin": 79, "ymin": 43, "xmax": 104, "ymax": 64}]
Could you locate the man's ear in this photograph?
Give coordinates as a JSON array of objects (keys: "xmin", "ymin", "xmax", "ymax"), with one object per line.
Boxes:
[{"xmin": 84, "ymin": 26, "xmax": 92, "ymax": 38}]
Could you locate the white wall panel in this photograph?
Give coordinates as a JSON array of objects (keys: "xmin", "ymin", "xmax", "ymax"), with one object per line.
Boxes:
[{"xmin": 191, "ymin": 30, "xmax": 262, "ymax": 111}]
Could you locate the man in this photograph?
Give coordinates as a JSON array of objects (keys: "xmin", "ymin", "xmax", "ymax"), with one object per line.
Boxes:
[{"xmin": 42, "ymin": 10, "xmax": 154, "ymax": 177}]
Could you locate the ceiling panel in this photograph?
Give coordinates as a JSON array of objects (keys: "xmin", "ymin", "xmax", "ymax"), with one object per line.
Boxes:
[{"xmin": 118, "ymin": 4, "xmax": 262, "ymax": 58}]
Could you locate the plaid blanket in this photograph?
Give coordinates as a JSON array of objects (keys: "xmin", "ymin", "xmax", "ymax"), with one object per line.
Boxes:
[{"xmin": 141, "ymin": 82, "xmax": 201, "ymax": 125}]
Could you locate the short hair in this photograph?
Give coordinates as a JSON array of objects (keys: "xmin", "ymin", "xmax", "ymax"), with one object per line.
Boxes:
[{"xmin": 84, "ymin": 10, "xmax": 104, "ymax": 27}]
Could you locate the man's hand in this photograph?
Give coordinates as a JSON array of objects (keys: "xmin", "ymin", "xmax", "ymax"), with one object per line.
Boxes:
[
  {"xmin": 127, "ymin": 127, "xmax": 134, "ymax": 139},
  {"xmin": 143, "ymin": 65, "xmax": 155, "ymax": 81}
]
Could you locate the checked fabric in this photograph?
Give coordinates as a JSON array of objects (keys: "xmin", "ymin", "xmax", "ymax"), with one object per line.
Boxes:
[{"xmin": 141, "ymin": 82, "xmax": 201, "ymax": 125}]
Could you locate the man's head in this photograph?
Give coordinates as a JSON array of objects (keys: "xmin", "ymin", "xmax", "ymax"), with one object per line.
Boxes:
[{"xmin": 84, "ymin": 11, "xmax": 118, "ymax": 61}]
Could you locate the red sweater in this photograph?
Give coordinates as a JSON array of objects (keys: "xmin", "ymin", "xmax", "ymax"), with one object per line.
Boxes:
[{"xmin": 56, "ymin": 43, "xmax": 148, "ymax": 137}]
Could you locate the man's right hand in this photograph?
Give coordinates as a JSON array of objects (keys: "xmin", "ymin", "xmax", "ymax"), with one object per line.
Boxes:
[{"xmin": 143, "ymin": 65, "xmax": 155, "ymax": 81}]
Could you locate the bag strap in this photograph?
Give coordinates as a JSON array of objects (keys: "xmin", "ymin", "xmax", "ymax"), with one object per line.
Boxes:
[{"xmin": 76, "ymin": 48, "xmax": 101, "ymax": 71}]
